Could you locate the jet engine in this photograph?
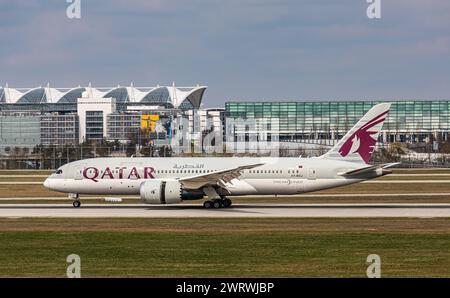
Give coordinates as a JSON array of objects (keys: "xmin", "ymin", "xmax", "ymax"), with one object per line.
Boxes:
[{"xmin": 140, "ymin": 179, "xmax": 183, "ymax": 204}]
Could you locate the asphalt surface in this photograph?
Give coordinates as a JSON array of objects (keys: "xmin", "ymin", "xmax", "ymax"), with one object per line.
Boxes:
[{"xmin": 1, "ymin": 203, "xmax": 450, "ymax": 218}]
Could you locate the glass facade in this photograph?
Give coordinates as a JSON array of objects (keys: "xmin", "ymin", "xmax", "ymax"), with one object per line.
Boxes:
[
  {"xmin": 225, "ymin": 101, "xmax": 450, "ymax": 143},
  {"xmin": 107, "ymin": 113, "xmax": 141, "ymax": 141},
  {"xmin": 0, "ymin": 85, "xmax": 207, "ymax": 149},
  {"xmin": 0, "ymin": 85, "xmax": 206, "ymax": 110},
  {"xmin": 107, "ymin": 112, "xmax": 174, "ymax": 143},
  {"xmin": 0, "ymin": 113, "xmax": 41, "ymax": 149},
  {"xmin": 57, "ymin": 88, "xmax": 86, "ymax": 104},
  {"xmin": 40, "ymin": 114, "xmax": 79, "ymax": 145},
  {"xmin": 104, "ymin": 87, "xmax": 129, "ymax": 103},
  {"xmin": 140, "ymin": 87, "xmax": 170, "ymax": 104},
  {"xmin": 85, "ymin": 111, "xmax": 104, "ymax": 141},
  {"xmin": 16, "ymin": 88, "xmax": 46, "ymax": 104}
]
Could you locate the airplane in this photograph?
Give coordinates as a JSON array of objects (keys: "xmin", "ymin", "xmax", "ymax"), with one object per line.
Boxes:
[{"xmin": 44, "ymin": 103, "xmax": 397, "ymax": 208}]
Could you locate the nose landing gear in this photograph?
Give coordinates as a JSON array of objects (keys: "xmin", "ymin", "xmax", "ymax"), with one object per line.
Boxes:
[{"xmin": 69, "ymin": 193, "xmax": 81, "ymax": 208}]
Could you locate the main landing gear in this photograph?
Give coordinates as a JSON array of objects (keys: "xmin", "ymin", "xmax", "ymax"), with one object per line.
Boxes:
[
  {"xmin": 70, "ymin": 193, "xmax": 81, "ymax": 208},
  {"xmin": 202, "ymin": 186, "xmax": 232, "ymax": 209},
  {"xmin": 203, "ymin": 198, "xmax": 232, "ymax": 209}
]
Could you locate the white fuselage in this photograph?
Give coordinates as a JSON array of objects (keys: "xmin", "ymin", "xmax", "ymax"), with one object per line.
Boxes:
[{"xmin": 43, "ymin": 157, "xmax": 379, "ymax": 197}]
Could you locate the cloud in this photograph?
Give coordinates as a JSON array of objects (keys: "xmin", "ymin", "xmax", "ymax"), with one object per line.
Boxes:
[{"xmin": 0, "ymin": 0, "xmax": 449, "ymax": 103}]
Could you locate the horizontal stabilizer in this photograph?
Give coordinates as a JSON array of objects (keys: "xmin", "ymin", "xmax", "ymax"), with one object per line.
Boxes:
[{"xmin": 339, "ymin": 162, "xmax": 400, "ymax": 177}]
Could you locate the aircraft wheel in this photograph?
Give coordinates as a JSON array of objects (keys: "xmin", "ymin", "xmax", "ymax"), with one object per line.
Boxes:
[
  {"xmin": 73, "ymin": 201, "xmax": 81, "ymax": 208},
  {"xmin": 203, "ymin": 201, "xmax": 212, "ymax": 209},
  {"xmin": 222, "ymin": 198, "xmax": 232, "ymax": 208},
  {"xmin": 212, "ymin": 200, "xmax": 222, "ymax": 209}
]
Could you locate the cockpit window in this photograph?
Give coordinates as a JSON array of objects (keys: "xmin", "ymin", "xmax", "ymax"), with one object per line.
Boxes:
[{"xmin": 55, "ymin": 169, "xmax": 63, "ymax": 175}]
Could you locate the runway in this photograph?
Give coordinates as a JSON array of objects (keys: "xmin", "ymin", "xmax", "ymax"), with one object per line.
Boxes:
[
  {"xmin": 1, "ymin": 203, "xmax": 450, "ymax": 218},
  {"xmin": 1, "ymin": 192, "xmax": 450, "ymax": 200}
]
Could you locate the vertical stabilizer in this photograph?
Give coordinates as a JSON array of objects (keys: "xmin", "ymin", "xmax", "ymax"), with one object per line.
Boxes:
[{"xmin": 321, "ymin": 103, "xmax": 391, "ymax": 164}]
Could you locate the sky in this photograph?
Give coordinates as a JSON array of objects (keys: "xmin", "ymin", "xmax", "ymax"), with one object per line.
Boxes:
[{"xmin": 0, "ymin": 0, "xmax": 450, "ymax": 107}]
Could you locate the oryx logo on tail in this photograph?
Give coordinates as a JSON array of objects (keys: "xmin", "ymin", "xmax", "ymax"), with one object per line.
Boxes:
[
  {"xmin": 338, "ymin": 111, "xmax": 388, "ymax": 163},
  {"xmin": 320, "ymin": 103, "xmax": 391, "ymax": 164}
]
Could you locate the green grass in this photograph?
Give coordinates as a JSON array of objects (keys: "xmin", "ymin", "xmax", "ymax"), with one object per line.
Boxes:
[{"xmin": 0, "ymin": 218, "xmax": 449, "ymax": 277}]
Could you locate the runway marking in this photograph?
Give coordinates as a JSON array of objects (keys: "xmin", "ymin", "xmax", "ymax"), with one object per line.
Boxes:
[
  {"xmin": 0, "ymin": 175, "xmax": 48, "ymax": 178},
  {"xmin": 389, "ymin": 174, "xmax": 450, "ymax": 176},
  {"xmin": 244, "ymin": 193, "xmax": 450, "ymax": 198},
  {"xmin": 0, "ymin": 182, "xmax": 43, "ymax": 185},
  {"xmin": 1, "ymin": 203, "xmax": 450, "ymax": 218},
  {"xmin": 362, "ymin": 180, "xmax": 450, "ymax": 183}
]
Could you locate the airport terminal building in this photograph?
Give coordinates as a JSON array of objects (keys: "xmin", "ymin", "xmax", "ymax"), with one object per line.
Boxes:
[
  {"xmin": 0, "ymin": 84, "xmax": 211, "ymax": 150},
  {"xmin": 225, "ymin": 101, "xmax": 450, "ymax": 146},
  {"xmin": 1, "ymin": 84, "xmax": 450, "ymax": 153}
]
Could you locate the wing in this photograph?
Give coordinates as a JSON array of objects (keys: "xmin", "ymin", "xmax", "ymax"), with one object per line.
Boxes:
[{"xmin": 178, "ymin": 163, "xmax": 264, "ymax": 189}]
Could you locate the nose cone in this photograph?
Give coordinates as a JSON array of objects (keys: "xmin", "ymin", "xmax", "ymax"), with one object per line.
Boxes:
[{"xmin": 43, "ymin": 178, "xmax": 51, "ymax": 189}]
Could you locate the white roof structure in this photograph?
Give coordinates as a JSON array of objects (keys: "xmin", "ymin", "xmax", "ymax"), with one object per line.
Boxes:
[{"xmin": 0, "ymin": 83, "xmax": 207, "ymax": 109}]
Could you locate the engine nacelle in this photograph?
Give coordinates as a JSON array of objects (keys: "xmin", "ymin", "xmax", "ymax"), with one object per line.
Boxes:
[{"xmin": 140, "ymin": 179, "xmax": 182, "ymax": 204}]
